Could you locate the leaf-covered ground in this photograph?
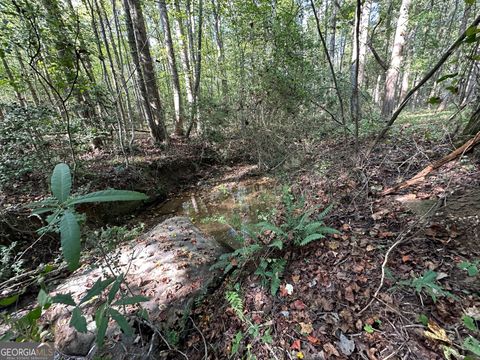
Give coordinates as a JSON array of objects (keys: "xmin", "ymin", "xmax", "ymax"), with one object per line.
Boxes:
[{"xmin": 180, "ymin": 135, "xmax": 480, "ymax": 359}]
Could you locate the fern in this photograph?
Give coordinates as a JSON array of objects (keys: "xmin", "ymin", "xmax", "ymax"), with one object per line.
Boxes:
[{"xmin": 226, "ymin": 291, "xmax": 244, "ymax": 321}]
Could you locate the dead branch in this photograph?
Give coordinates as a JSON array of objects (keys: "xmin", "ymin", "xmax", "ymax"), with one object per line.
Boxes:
[{"xmin": 382, "ymin": 130, "xmax": 480, "ymax": 195}]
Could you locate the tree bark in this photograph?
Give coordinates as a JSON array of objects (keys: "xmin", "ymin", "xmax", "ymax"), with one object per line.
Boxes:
[
  {"xmin": 173, "ymin": 0, "xmax": 194, "ymax": 107},
  {"xmin": 211, "ymin": 0, "xmax": 228, "ymax": 99},
  {"xmin": 158, "ymin": 0, "xmax": 184, "ymax": 136},
  {"xmin": 382, "ymin": 0, "xmax": 411, "ymax": 118},
  {"xmin": 124, "ymin": 0, "xmax": 166, "ymax": 142},
  {"xmin": 357, "ymin": 0, "xmax": 371, "ymax": 86}
]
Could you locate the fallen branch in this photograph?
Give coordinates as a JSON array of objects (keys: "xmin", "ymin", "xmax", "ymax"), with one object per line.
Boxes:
[{"xmin": 382, "ymin": 130, "xmax": 480, "ymax": 195}]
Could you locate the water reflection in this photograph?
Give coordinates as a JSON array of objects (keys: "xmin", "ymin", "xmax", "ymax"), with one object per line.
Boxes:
[{"xmin": 153, "ymin": 178, "xmax": 277, "ymax": 249}]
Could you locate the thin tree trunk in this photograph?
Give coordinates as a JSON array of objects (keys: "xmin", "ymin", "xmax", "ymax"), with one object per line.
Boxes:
[
  {"xmin": 1, "ymin": 50, "xmax": 27, "ymax": 107},
  {"xmin": 173, "ymin": 0, "xmax": 194, "ymax": 108},
  {"xmin": 158, "ymin": 0, "xmax": 184, "ymax": 136},
  {"xmin": 14, "ymin": 48, "xmax": 39, "ymax": 106},
  {"xmin": 124, "ymin": 0, "xmax": 167, "ymax": 142},
  {"xmin": 211, "ymin": 0, "xmax": 228, "ymax": 99},
  {"xmin": 310, "ymin": 0, "xmax": 346, "ymax": 136},
  {"xmin": 382, "ymin": 0, "xmax": 411, "ymax": 117},
  {"xmin": 357, "ymin": 0, "xmax": 371, "ymax": 86},
  {"xmin": 186, "ymin": 0, "xmax": 204, "ymax": 137}
]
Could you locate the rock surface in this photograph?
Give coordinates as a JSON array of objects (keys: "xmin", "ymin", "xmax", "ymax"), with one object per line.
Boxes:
[{"xmin": 43, "ymin": 217, "xmax": 223, "ymax": 357}]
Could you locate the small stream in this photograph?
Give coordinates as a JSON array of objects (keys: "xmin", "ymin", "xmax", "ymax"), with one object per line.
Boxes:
[{"xmin": 148, "ymin": 177, "xmax": 279, "ymax": 249}]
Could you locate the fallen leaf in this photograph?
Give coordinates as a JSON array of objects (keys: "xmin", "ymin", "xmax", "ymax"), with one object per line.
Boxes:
[
  {"xmin": 307, "ymin": 335, "xmax": 320, "ymax": 345},
  {"xmin": 296, "ymin": 352, "xmax": 304, "ymax": 359},
  {"xmin": 338, "ymin": 333, "xmax": 355, "ymax": 355},
  {"xmin": 345, "ymin": 286, "xmax": 355, "ymax": 303},
  {"xmin": 291, "ymin": 339, "xmax": 301, "ymax": 350},
  {"xmin": 291, "ymin": 300, "xmax": 306, "ymax": 311},
  {"xmin": 291, "ymin": 275, "xmax": 300, "ymax": 284},
  {"xmin": 402, "ymin": 255, "xmax": 411, "ymax": 263},
  {"xmin": 299, "ymin": 322, "xmax": 313, "ymax": 335},
  {"xmin": 323, "ymin": 343, "xmax": 340, "ymax": 357},
  {"xmin": 424, "ymin": 320, "xmax": 451, "ymax": 344}
]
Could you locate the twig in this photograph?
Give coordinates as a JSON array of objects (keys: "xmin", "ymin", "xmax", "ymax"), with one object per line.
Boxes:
[
  {"xmin": 358, "ymin": 201, "xmax": 439, "ymax": 315},
  {"xmin": 189, "ymin": 316, "xmax": 207, "ymax": 360}
]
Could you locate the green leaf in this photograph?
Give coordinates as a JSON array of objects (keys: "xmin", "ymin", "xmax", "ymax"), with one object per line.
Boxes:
[
  {"xmin": 466, "ymin": 26, "xmax": 480, "ymax": 37},
  {"xmin": 51, "ymin": 163, "xmax": 72, "ymax": 203},
  {"xmin": 299, "ymin": 233, "xmax": 325, "ymax": 246},
  {"xmin": 112, "ymin": 295, "xmax": 149, "ymax": 306},
  {"xmin": 25, "ymin": 307, "xmax": 42, "ymax": 322},
  {"xmin": 80, "ymin": 277, "xmax": 115, "ymax": 304},
  {"xmin": 108, "ymin": 275, "xmax": 123, "ymax": 304},
  {"xmin": 364, "ymin": 324, "xmax": 374, "ymax": 333},
  {"xmin": 0, "ymin": 295, "xmax": 19, "ymax": 307},
  {"xmin": 109, "ymin": 308, "xmax": 133, "ymax": 336},
  {"xmin": 137, "ymin": 308, "xmax": 149, "ymax": 320},
  {"xmin": 60, "ymin": 211, "xmax": 81, "ymax": 271},
  {"xmin": 52, "ymin": 293, "xmax": 76, "ymax": 307},
  {"xmin": 70, "ymin": 307, "xmax": 88, "ymax": 333},
  {"xmin": 436, "ymin": 73, "xmax": 458, "ymax": 83},
  {"xmin": 268, "ymin": 239, "xmax": 283, "ymax": 250},
  {"xmin": 95, "ymin": 304, "xmax": 108, "ymax": 347},
  {"xmin": 31, "ymin": 207, "xmax": 57, "ymax": 215},
  {"xmin": 68, "ymin": 190, "xmax": 148, "ymax": 205},
  {"xmin": 256, "ymin": 221, "xmax": 286, "ymax": 237},
  {"xmin": 418, "ymin": 314, "xmax": 429, "ymax": 326},
  {"xmin": 37, "ymin": 289, "xmax": 51, "ymax": 307},
  {"xmin": 427, "ymin": 96, "xmax": 442, "ymax": 105},
  {"xmin": 464, "ymin": 336, "xmax": 480, "ymax": 356},
  {"xmin": 463, "ymin": 315, "xmax": 478, "ymax": 332},
  {"xmin": 465, "ymin": 0, "xmax": 474, "ymax": 5}
]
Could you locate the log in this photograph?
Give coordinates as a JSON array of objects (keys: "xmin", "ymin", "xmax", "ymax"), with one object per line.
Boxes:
[{"xmin": 382, "ymin": 130, "xmax": 480, "ymax": 195}]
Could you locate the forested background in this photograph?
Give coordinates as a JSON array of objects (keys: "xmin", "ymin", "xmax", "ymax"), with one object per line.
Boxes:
[
  {"xmin": 0, "ymin": 0, "xmax": 478, "ymax": 182},
  {"xmin": 1, "ymin": 0, "xmax": 480, "ymax": 358}
]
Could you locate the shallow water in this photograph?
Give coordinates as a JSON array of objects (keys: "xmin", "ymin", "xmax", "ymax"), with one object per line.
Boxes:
[{"xmin": 150, "ymin": 177, "xmax": 278, "ymax": 249}]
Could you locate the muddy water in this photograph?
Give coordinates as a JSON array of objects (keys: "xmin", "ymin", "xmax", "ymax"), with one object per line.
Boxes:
[{"xmin": 149, "ymin": 177, "xmax": 279, "ymax": 249}]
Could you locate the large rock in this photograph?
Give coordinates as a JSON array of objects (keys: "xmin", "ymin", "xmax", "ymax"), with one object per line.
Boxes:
[{"xmin": 43, "ymin": 217, "xmax": 223, "ymax": 357}]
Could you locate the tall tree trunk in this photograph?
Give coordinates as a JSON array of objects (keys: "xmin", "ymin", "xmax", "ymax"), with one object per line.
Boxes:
[
  {"xmin": 173, "ymin": 0, "xmax": 194, "ymax": 107},
  {"xmin": 382, "ymin": 0, "xmax": 411, "ymax": 117},
  {"xmin": 186, "ymin": 0, "xmax": 204, "ymax": 137},
  {"xmin": 211, "ymin": 0, "xmax": 228, "ymax": 100},
  {"xmin": 124, "ymin": 0, "xmax": 167, "ymax": 142},
  {"xmin": 357, "ymin": 0, "xmax": 371, "ymax": 86},
  {"xmin": 329, "ymin": 2, "xmax": 337, "ymax": 66},
  {"xmin": 158, "ymin": 0, "xmax": 184, "ymax": 136}
]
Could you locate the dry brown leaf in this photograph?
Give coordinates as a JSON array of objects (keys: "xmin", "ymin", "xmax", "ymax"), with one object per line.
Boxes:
[
  {"xmin": 323, "ymin": 343, "xmax": 340, "ymax": 357},
  {"xmin": 299, "ymin": 322, "xmax": 313, "ymax": 335}
]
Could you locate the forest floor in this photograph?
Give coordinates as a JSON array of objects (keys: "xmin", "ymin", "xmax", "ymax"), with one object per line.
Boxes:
[
  {"xmin": 179, "ymin": 133, "xmax": 480, "ymax": 359},
  {"xmin": 1, "ymin": 112, "xmax": 480, "ymax": 359}
]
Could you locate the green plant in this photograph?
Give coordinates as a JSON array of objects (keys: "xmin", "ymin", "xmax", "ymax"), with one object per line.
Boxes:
[
  {"xmin": 458, "ymin": 260, "xmax": 479, "ymax": 277},
  {"xmin": 255, "ymin": 258, "xmax": 286, "ymax": 296},
  {"xmin": 30, "ymin": 163, "xmax": 148, "ymax": 270},
  {"xmin": 37, "ymin": 274, "xmax": 149, "ymax": 347},
  {"xmin": 225, "ymin": 288, "xmax": 273, "ymax": 359},
  {"xmin": 0, "ymin": 242, "xmax": 24, "ymax": 282},
  {"xmin": 399, "ymin": 270, "xmax": 458, "ymax": 302},
  {"xmin": 257, "ymin": 186, "xmax": 339, "ymax": 250}
]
